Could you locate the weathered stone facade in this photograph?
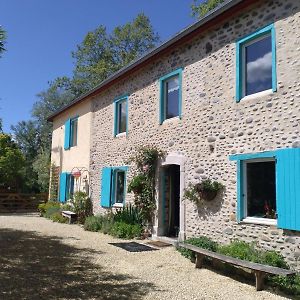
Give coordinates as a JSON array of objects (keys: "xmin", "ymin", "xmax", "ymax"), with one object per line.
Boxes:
[{"xmin": 85, "ymin": 0, "xmax": 300, "ymax": 269}]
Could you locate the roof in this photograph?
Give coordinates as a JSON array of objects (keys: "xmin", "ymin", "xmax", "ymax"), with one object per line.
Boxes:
[{"xmin": 48, "ymin": 0, "xmax": 253, "ymax": 122}]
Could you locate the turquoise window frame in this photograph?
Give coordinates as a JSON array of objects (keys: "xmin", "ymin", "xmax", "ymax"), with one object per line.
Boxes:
[
  {"xmin": 159, "ymin": 68, "xmax": 183, "ymax": 124},
  {"xmin": 70, "ymin": 116, "xmax": 78, "ymax": 147},
  {"xmin": 110, "ymin": 166, "xmax": 128, "ymax": 205},
  {"xmin": 229, "ymin": 151, "xmax": 277, "ymax": 222},
  {"xmin": 114, "ymin": 95, "xmax": 129, "ymax": 136},
  {"xmin": 236, "ymin": 24, "xmax": 277, "ymax": 102}
]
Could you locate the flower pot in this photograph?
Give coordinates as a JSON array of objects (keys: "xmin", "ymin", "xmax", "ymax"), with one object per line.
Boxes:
[{"xmin": 199, "ymin": 190, "xmax": 217, "ymax": 201}]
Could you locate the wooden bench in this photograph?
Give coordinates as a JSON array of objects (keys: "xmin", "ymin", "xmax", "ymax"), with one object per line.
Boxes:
[
  {"xmin": 178, "ymin": 242, "xmax": 296, "ymax": 291},
  {"xmin": 62, "ymin": 210, "xmax": 77, "ymax": 224}
]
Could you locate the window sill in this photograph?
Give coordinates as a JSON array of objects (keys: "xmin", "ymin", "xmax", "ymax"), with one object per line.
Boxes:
[
  {"xmin": 239, "ymin": 89, "xmax": 274, "ymax": 102},
  {"xmin": 112, "ymin": 203, "xmax": 124, "ymax": 208},
  {"xmin": 241, "ymin": 217, "xmax": 277, "ymax": 226},
  {"xmin": 161, "ymin": 116, "xmax": 180, "ymax": 125},
  {"xmin": 115, "ymin": 132, "xmax": 126, "ymax": 138}
]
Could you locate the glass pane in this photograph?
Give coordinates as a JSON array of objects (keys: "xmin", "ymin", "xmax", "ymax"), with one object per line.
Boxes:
[
  {"xmin": 245, "ymin": 34, "xmax": 272, "ymax": 96},
  {"xmin": 246, "ymin": 161, "xmax": 276, "ymax": 219},
  {"xmin": 118, "ymin": 101, "xmax": 127, "ymax": 133},
  {"xmin": 115, "ymin": 171, "xmax": 125, "ymax": 204},
  {"xmin": 71, "ymin": 119, "xmax": 78, "ymax": 146},
  {"xmin": 165, "ymin": 75, "xmax": 179, "ymax": 119}
]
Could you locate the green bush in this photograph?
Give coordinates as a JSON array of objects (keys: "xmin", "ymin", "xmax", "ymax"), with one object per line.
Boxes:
[
  {"xmin": 100, "ymin": 215, "xmax": 114, "ymax": 234},
  {"xmin": 50, "ymin": 212, "xmax": 68, "ymax": 223},
  {"xmin": 113, "ymin": 204, "xmax": 143, "ymax": 225},
  {"xmin": 71, "ymin": 191, "xmax": 92, "ymax": 224},
  {"xmin": 218, "ymin": 240, "xmax": 259, "ymax": 262},
  {"xmin": 177, "ymin": 236, "xmax": 218, "ymax": 260},
  {"xmin": 110, "ymin": 222, "xmax": 142, "ymax": 239},
  {"xmin": 38, "ymin": 201, "xmax": 60, "ymax": 216},
  {"xmin": 44, "ymin": 206, "xmax": 61, "ymax": 219},
  {"xmin": 84, "ymin": 215, "xmax": 104, "ymax": 232}
]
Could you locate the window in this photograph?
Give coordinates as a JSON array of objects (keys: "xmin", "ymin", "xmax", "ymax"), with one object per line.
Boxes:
[
  {"xmin": 114, "ymin": 96, "xmax": 128, "ymax": 136},
  {"xmin": 230, "ymin": 148, "xmax": 300, "ymax": 231},
  {"xmin": 70, "ymin": 118, "xmax": 78, "ymax": 147},
  {"xmin": 113, "ymin": 170, "xmax": 126, "ymax": 204},
  {"xmin": 100, "ymin": 166, "xmax": 128, "ymax": 207},
  {"xmin": 64, "ymin": 116, "xmax": 78, "ymax": 150},
  {"xmin": 236, "ymin": 24, "xmax": 276, "ymax": 101},
  {"xmin": 159, "ymin": 68, "xmax": 182, "ymax": 123},
  {"xmin": 244, "ymin": 159, "xmax": 276, "ymax": 221}
]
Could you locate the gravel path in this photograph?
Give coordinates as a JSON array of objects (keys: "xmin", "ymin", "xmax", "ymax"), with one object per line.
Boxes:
[{"xmin": 0, "ymin": 214, "xmax": 290, "ymax": 300}]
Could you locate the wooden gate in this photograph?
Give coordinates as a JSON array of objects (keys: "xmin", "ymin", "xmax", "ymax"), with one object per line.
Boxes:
[{"xmin": 0, "ymin": 193, "xmax": 47, "ymax": 213}]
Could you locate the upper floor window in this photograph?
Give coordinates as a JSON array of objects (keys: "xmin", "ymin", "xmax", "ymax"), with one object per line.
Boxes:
[
  {"xmin": 236, "ymin": 24, "xmax": 276, "ymax": 101},
  {"xmin": 114, "ymin": 96, "xmax": 128, "ymax": 136},
  {"xmin": 64, "ymin": 116, "xmax": 78, "ymax": 150},
  {"xmin": 70, "ymin": 118, "xmax": 78, "ymax": 147},
  {"xmin": 159, "ymin": 68, "xmax": 182, "ymax": 123}
]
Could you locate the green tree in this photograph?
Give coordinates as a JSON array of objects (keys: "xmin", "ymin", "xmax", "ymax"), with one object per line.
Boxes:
[
  {"xmin": 0, "ymin": 133, "xmax": 25, "ymax": 191},
  {"xmin": 191, "ymin": 0, "xmax": 225, "ymax": 18},
  {"xmin": 72, "ymin": 13, "xmax": 159, "ymax": 93},
  {"xmin": 0, "ymin": 26, "xmax": 6, "ymax": 56},
  {"xmin": 32, "ymin": 150, "xmax": 51, "ymax": 192}
]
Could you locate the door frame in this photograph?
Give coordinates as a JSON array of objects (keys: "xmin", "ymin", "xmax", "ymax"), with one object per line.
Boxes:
[{"xmin": 153, "ymin": 153, "xmax": 186, "ymax": 241}]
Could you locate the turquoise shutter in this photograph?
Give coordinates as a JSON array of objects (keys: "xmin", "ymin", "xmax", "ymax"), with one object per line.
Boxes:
[
  {"xmin": 101, "ymin": 167, "xmax": 112, "ymax": 207},
  {"xmin": 64, "ymin": 119, "xmax": 71, "ymax": 150},
  {"xmin": 59, "ymin": 172, "xmax": 68, "ymax": 202},
  {"xmin": 236, "ymin": 160, "xmax": 245, "ymax": 222},
  {"xmin": 276, "ymin": 148, "xmax": 300, "ymax": 231}
]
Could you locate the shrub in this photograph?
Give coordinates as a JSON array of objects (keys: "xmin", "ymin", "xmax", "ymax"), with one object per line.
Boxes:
[
  {"xmin": 110, "ymin": 222, "xmax": 142, "ymax": 239},
  {"xmin": 100, "ymin": 215, "xmax": 114, "ymax": 234},
  {"xmin": 71, "ymin": 192, "xmax": 92, "ymax": 224},
  {"xmin": 177, "ymin": 236, "xmax": 218, "ymax": 260},
  {"xmin": 38, "ymin": 201, "xmax": 60, "ymax": 216},
  {"xmin": 84, "ymin": 215, "xmax": 104, "ymax": 232},
  {"xmin": 44, "ymin": 206, "xmax": 61, "ymax": 219},
  {"xmin": 113, "ymin": 204, "xmax": 143, "ymax": 225},
  {"xmin": 50, "ymin": 212, "xmax": 68, "ymax": 223},
  {"xmin": 218, "ymin": 240, "xmax": 259, "ymax": 262}
]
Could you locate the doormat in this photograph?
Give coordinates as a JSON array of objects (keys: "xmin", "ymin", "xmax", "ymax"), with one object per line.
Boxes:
[
  {"xmin": 109, "ymin": 242, "xmax": 158, "ymax": 252},
  {"xmin": 146, "ymin": 241, "xmax": 172, "ymax": 248}
]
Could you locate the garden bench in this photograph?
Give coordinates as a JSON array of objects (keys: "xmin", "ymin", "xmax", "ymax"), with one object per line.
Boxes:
[
  {"xmin": 178, "ymin": 242, "xmax": 296, "ymax": 291},
  {"xmin": 61, "ymin": 210, "xmax": 77, "ymax": 224}
]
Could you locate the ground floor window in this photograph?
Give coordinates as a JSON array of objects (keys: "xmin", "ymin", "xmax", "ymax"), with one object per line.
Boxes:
[
  {"xmin": 244, "ymin": 159, "xmax": 276, "ymax": 220},
  {"xmin": 113, "ymin": 170, "xmax": 126, "ymax": 204}
]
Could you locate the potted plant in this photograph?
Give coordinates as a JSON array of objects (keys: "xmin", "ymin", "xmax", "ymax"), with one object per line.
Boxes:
[{"xmin": 184, "ymin": 179, "xmax": 224, "ymax": 204}]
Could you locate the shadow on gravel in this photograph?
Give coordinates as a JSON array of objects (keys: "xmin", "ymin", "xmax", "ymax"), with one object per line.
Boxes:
[{"xmin": 0, "ymin": 228, "xmax": 155, "ymax": 300}]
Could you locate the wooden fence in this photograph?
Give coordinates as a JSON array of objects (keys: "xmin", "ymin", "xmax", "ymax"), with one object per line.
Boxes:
[{"xmin": 0, "ymin": 193, "xmax": 48, "ymax": 213}]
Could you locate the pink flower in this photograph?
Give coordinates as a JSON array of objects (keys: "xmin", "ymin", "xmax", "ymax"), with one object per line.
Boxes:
[{"xmin": 143, "ymin": 164, "xmax": 150, "ymax": 172}]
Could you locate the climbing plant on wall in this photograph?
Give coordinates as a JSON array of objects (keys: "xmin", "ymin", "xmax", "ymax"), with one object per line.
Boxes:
[{"xmin": 128, "ymin": 146, "xmax": 164, "ymax": 223}]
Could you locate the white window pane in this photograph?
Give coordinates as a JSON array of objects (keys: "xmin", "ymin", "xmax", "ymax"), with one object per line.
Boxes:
[{"xmin": 165, "ymin": 75, "xmax": 179, "ymax": 119}]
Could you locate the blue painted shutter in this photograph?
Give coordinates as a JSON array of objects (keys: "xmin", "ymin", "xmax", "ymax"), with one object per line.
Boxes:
[
  {"xmin": 236, "ymin": 160, "xmax": 245, "ymax": 222},
  {"xmin": 276, "ymin": 148, "xmax": 300, "ymax": 231},
  {"xmin": 59, "ymin": 172, "xmax": 68, "ymax": 202},
  {"xmin": 101, "ymin": 167, "xmax": 112, "ymax": 207},
  {"xmin": 64, "ymin": 119, "xmax": 71, "ymax": 150}
]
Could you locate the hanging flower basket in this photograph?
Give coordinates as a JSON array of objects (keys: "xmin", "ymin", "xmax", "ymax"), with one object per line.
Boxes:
[{"xmin": 199, "ymin": 190, "xmax": 218, "ymax": 201}]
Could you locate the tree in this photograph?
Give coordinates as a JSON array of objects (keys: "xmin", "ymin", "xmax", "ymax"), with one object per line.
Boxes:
[
  {"xmin": 0, "ymin": 133, "xmax": 25, "ymax": 191},
  {"xmin": 72, "ymin": 13, "xmax": 159, "ymax": 93},
  {"xmin": 191, "ymin": 0, "xmax": 225, "ymax": 18},
  {"xmin": 0, "ymin": 26, "xmax": 6, "ymax": 57},
  {"xmin": 32, "ymin": 150, "xmax": 51, "ymax": 192}
]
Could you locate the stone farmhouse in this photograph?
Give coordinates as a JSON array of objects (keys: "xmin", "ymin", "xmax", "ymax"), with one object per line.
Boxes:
[{"xmin": 48, "ymin": 0, "xmax": 300, "ymax": 269}]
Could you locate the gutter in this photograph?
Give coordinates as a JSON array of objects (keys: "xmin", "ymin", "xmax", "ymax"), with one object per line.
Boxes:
[{"xmin": 48, "ymin": 0, "xmax": 252, "ymax": 122}]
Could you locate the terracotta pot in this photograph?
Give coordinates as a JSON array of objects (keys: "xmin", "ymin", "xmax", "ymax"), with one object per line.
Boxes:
[{"xmin": 199, "ymin": 190, "xmax": 217, "ymax": 201}]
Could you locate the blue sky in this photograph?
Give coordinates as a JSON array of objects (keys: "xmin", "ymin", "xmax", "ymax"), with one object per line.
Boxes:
[{"xmin": 0, "ymin": 0, "xmax": 196, "ymax": 132}]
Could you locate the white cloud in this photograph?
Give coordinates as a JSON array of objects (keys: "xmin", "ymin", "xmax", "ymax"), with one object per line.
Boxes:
[{"xmin": 246, "ymin": 51, "xmax": 272, "ymax": 84}]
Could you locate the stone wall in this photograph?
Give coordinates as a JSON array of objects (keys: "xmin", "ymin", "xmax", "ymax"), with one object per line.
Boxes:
[{"xmin": 89, "ymin": 0, "xmax": 300, "ymax": 269}]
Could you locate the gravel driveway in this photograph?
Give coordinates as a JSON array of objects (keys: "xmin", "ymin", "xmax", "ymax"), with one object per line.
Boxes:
[{"xmin": 0, "ymin": 214, "xmax": 290, "ymax": 300}]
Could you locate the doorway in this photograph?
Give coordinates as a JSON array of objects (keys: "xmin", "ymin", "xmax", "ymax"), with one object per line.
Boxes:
[{"xmin": 162, "ymin": 165, "xmax": 180, "ymax": 237}]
